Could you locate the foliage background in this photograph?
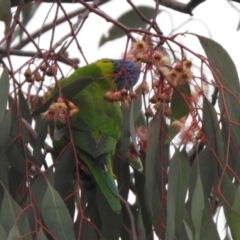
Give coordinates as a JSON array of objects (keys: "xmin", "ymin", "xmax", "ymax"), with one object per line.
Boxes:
[{"xmin": 0, "ymin": 0, "xmax": 240, "ymax": 240}]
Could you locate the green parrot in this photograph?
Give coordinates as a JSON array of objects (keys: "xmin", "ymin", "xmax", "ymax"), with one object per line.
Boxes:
[{"xmin": 46, "ymin": 58, "xmax": 140, "ymax": 212}]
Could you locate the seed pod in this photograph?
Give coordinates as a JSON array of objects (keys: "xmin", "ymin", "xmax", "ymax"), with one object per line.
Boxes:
[
  {"xmin": 70, "ymin": 108, "xmax": 79, "ymax": 116},
  {"xmin": 52, "ymin": 65, "xmax": 58, "ymax": 75},
  {"xmin": 57, "ymin": 97, "xmax": 64, "ymax": 103},
  {"xmin": 126, "ymin": 95, "xmax": 132, "ymax": 104},
  {"xmin": 120, "ymin": 88, "xmax": 128, "ymax": 97},
  {"xmin": 40, "ymin": 63, "xmax": 47, "ymax": 72},
  {"xmin": 158, "ymin": 93, "xmax": 168, "ymax": 101},
  {"xmin": 195, "ymin": 130, "xmax": 203, "ymax": 140},
  {"xmin": 48, "ymin": 104, "xmax": 57, "ymax": 114},
  {"xmin": 153, "ymin": 51, "xmax": 163, "ymax": 61},
  {"xmin": 113, "ymin": 91, "xmax": 123, "ymax": 101},
  {"xmin": 34, "ymin": 71, "xmax": 43, "ymax": 82},
  {"xmin": 153, "ymin": 101, "xmax": 162, "ymax": 111},
  {"xmin": 145, "ymin": 106, "xmax": 153, "ymax": 117},
  {"xmin": 174, "ymin": 62, "xmax": 183, "ymax": 72},
  {"xmin": 68, "ymin": 101, "xmax": 76, "ymax": 110},
  {"xmin": 140, "ymin": 79, "xmax": 149, "ymax": 94},
  {"xmin": 183, "ymin": 60, "xmax": 192, "ymax": 69},
  {"xmin": 149, "ymin": 94, "xmax": 158, "ymax": 104},
  {"xmin": 164, "ymin": 106, "xmax": 172, "ymax": 117},
  {"xmin": 121, "ymin": 99, "xmax": 130, "ymax": 108},
  {"xmin": 129, "ymin": 90, "xmax": 137, "ymax": 99},
  {"xmin": 46, "ymin": 65, "xmax": 57, "ymax": 76},
  {"xmin": 24, "ymin": 67, "xmax": 32, "ymax": 78},
  {"xmin": 163, "ymin": 84, "xmax": 171, "ymax": 91},
  {"xmin": 134, "ymin": 40, "xmax": 148, "ymax": 53},
  {"xmin": 25, "ymin": 77, "xmax": 34, "ymax": 83},
  {"xmin": 103, "ymin": 91, "xmax": 115, "ymax": 102}
]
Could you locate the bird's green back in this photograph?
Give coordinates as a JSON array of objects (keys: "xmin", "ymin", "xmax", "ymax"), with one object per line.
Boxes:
[{"xmin": 51, "ymin": 59, "xmax": 122, "ymax": 155}]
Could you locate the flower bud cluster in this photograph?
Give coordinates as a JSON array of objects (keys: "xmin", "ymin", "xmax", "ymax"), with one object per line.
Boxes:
[
  {"xmin": 23, "ymin": 63, "xmax": 58, "ymax": 84},
  {"xmin": 42, "ymin": 97, "xmax": 79, "ymax": 123},
  {"xmin": 24, "ymin": 66, "xmax": 43, "ymax": 83},
  {"xmin": 103, "ymin": 88, "xmax": 137, "ymax": 108},
  {"xmin": 126, "ymin": 39, "xmax": 171, "ymax": 71},
  {"xmin": 165, "ymin": 60, "xmax": 193, "ymax": 86}
]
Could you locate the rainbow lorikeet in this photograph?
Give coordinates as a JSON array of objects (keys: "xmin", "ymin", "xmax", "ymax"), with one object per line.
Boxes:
[{"xmin": 46, "ymin": 59, "xmax": 140, "ymax": 212}]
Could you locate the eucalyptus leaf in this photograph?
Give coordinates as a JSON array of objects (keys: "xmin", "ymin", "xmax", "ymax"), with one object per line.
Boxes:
[
  {"xmin": 165, "ymin": 149, "xmax": 190, "ymax": 240},
  {"xmin": 41, "ymin": 182, "xmax": 75, "ymax": 240},
  {"xmin": 99, "ymin": 6, "xmax": 158, "ymax": 46},
  {"xmin": 0, "ymin": 187, "xmax": 31, "ymax": 239},
  {"xmin": 198, "ymin": 35, "xmax": 240, "ymax": 122},
  {"xmin": 0, "ymin": 68, "xmax": 9, "ymax": 123}
]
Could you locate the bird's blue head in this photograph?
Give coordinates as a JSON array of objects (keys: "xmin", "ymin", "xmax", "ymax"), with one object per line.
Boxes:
[{"xmin": 112, "ymin": 59, "xmax": 141, "ymax": 90}]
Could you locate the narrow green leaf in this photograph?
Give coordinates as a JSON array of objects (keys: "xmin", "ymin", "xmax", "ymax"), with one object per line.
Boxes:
[
  {"xmin": 134, "ymin": 169, "xmax": 153, "ymax": 239},
  {"xmin": 18, "ymin": 89, "xmax": 32, "ymax": 123},
  {"xmin": 145, "ymin": 111, "xmax": 161, "ymax": 217},
  {"xmin": 165, "ymin": 149, "xmax": 190, "ymax": 240},
  {"xmin": 203, "ymin": 97, "xmax": 225, "ymax": 164},
  {"xmin": 0, "ymin": 0, "xmax": 12, "ymax": 34},
  {"xmin": 198, "ymin": 35, "xmax": 240, "ymax": 122},
  {"xmin": 165, "ymin": 124, "xmax": 178, "ymax": 143},
  {"xmin": 188, "ymin": 147, "xmax": 217, "ymax": 205},
  {"xmin": 233, "ymin": 186, "xmax": 240, "ymax": 212},
  {"xmin": 224, "ymin": 206, "xmax": 240, "ymax": 240},
  {"xmin": 171, "ymin": 83, "xmax": 191, "ymax": 121},
  {"xmin": 136, "ymin": 208, "xmax": 146, "ymax": 240},
  {"xmin": 0, "ymin": 224, "xmax": 7, "ymax": 240},
  {"xmin": 81, "ymin": 191, "xmax": 101, "ymax": 238},
  {"xmin": 25, "ymin": 172, "xmax": 52, "ymax": 229},
  {"xmin": 0, "ymin": 68, "xmax": 9, "ymax": 123},
  {"xmin": 21, "ymin": 3, "xmax": 40, "ymax": 29},
  {"xmin": 5, "ymin": 138, "xmax": 26, "ymax": 174},
  {"xmin": 6, "ymin": 101, "xmax": 26, "ymax": 174},
  {"xmin": 183, "ymin": 220, "xmax": 193, "ymax": 240},
  {"xmin": 96, "ymin": 187, "xmax": 122, "ymax": 240},
  {"xmin": 78, "ymin": 219, "xmax": 99, "ymax": 240},
  {"xmin": 36, "ymin": 227, "xmax": 48, "ymax": 240},
  {"xmin": 191, "ymin": 164, "xmax": 205, "ymax": 240},
  {"xmin": 113, "ymin": 153, "xmax": 130, "ymax": 200},
  {"xmin": 200, "ymin": 217, "xmax": 220, "ymax": 240},
  {"xmin": 8, "ymin": 168, "xmax": 24, "ymax": 201},
  {"xmin": 221, "ymin": 173, "xmax": 237, "ymax": 205},
  {"xmin": 145, "ymin": 110, "xmax": 169, "ymax": 237},
  {"xmin": 54, "ymin": 146, "xmax": 75, "ymax": 219},
  {"xmin": 6, "ymin": 225, "xmax": 20, "ymax": 240},
  {"xmin": 220, "ymin": 175, "xmax": 240, "ymax": 239},
  {"xmin": 0, "ymin": 154, "xmax": 9, "ymax": 189},
  {"xmin": 181, "ymin": 209, "xmax": 194, "ymax": 240},
  {"xmin": 0, "ymin": 186, "xmax": 31, "ymax": 239},
  {"xmin": 0, "ymin": 110, "xmax": 11, "ymax": 149},
  {"xmin": 222, "ymin": 117, "xmax": 240, "ymax": 178},
  {"xmin": 99, "ymin": 6, "xmax": 157, "ymax": 46},
  {"xmin": 41, "ymin": 182, "xmax": 75, "ymax": 240}
]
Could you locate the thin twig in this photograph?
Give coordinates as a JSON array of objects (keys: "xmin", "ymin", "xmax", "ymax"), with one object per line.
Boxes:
[
  {"xmin": 158, "ymin": 0, "xmax": 206, "ymax": 16},
  {"xmin": 119, "ymin": 195, "xmax": 137, "ymax": 240}
]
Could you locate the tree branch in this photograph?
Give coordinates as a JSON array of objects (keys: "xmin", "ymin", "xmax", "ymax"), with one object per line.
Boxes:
[{"xmin": 158, "ymin": 0, "xmax": 206, "ymax": 16}]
